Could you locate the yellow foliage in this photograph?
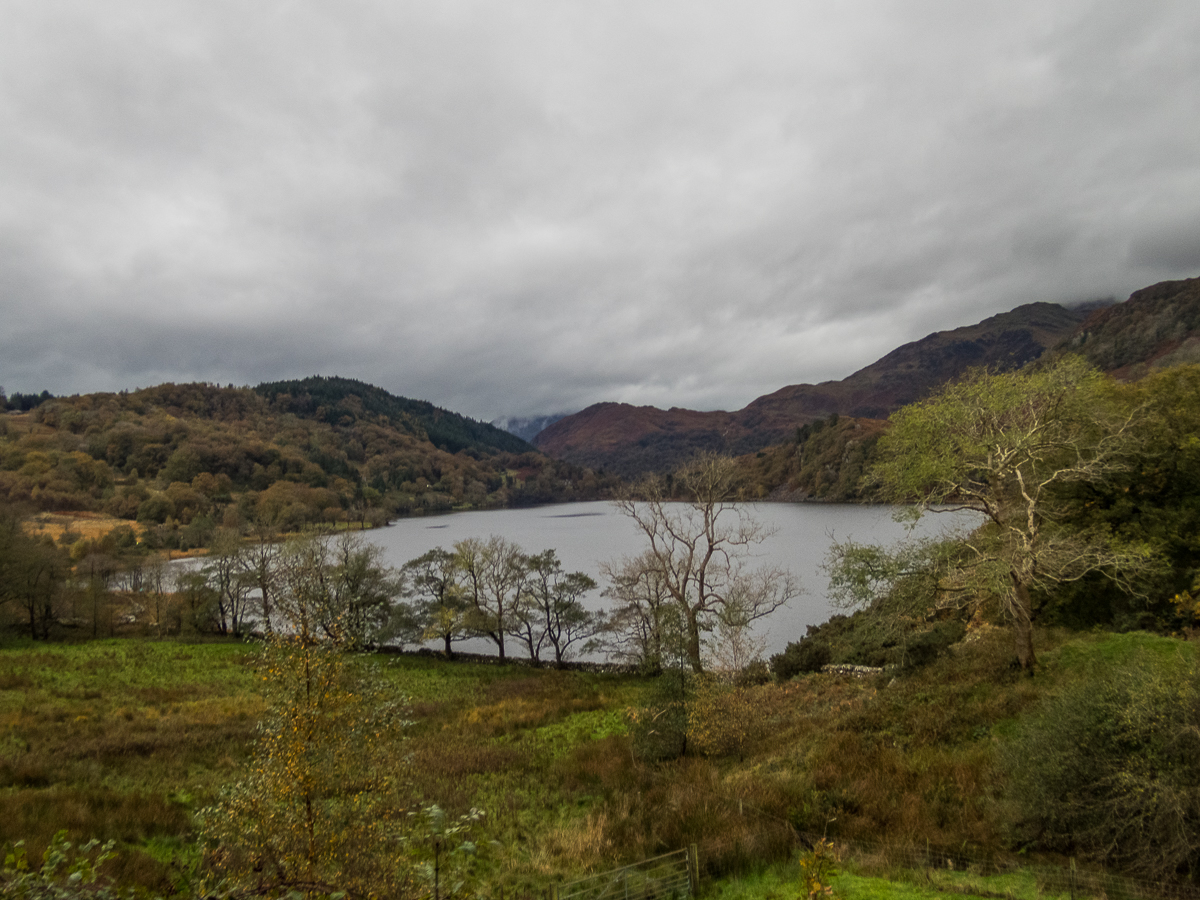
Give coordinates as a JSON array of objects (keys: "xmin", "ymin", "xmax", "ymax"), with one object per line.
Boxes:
[{"xmin": 799, "ymin": 839, "xmax": 840, "ymax": 900}]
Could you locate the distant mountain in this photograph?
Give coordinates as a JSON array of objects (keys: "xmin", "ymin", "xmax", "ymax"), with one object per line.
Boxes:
[
  {"xmin": 255, "ymin": 375, "xmax": 533, "ymax": 455},
  {"xmin": 491, "ymin": 413, "xmax": 570, "ymax": 443},
  {"xmin": 535, "ymin": 301, "xmax": 1089, "ymax": 477}
]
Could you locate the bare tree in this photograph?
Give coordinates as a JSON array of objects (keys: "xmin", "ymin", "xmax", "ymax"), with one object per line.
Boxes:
[
  {"xmin": 613, "ymin": 453, "xmax": 800, "ymax": 674},
  {"xmin": 143, "ymin": 554, "xmax": 173, "ymax": 636},
  {"xmin": 602, "ymin": 552, "xmax": 685, "ymax": 672},
  {"xmin": 275, "ymin": 533, "xmax": 401, "ymax": 649},
  {"xmin": 326, "ymin": 532, "xmax": 402, "ymax": 648},
  {"xmin": 0, "ymin": 509, "xmax": 67, "ymax": 640},
  {"xmin": 204, "ymin": 528, "xmax": 253, "ymax": 637},
  {"xmin": 239, "ymin": 524, "xmax": 282, "ymax": 634}
]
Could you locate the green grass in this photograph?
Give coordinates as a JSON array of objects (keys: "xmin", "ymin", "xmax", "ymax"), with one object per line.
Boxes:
[
  {"xmin": 705, "ymin": 859, "xmax": 1079, "ymax": 900},
  {"xmin": 1044, "ymin": 628, "xmax": 1198, "ymax": 674},
  {"xmin": 3, "ymin": 627, "xmax": 1195, "ymax": 897},
  {"xmin": 0, "ymin": 638, "xmax": 264, "ymax": 888}
]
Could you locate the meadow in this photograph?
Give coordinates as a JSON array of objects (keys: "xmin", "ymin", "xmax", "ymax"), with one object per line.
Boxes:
[{"xmin": 4, "ymin": 626, "xmax": 1193, "ymax": 898}]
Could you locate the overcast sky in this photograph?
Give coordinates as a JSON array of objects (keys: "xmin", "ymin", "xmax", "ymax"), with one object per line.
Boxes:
[{"xmin": 3, "ymin": 2, "xmax": 1200, "ymax": 420}]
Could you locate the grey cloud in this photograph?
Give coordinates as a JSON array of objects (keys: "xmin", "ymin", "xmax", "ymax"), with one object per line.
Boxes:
[{"xmin": 2, "ymin": 1, "xmax": 1200, "ymax": 419}]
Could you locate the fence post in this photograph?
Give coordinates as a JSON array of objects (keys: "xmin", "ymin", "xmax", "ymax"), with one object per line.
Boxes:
[
  {"xmin": 688, "ymin": 844, "xmax": 699, "ymax": 896},
  {"xmin": 550, "ymin": 884, "xmax": 559, "ymax": 900}
]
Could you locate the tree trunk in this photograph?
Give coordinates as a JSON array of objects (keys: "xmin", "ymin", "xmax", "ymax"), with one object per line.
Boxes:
[
  {"xmin": 684, "ymin": 608, "xmax": 704, "ymax": 674},
  {"xmin": 1011, "ymin": 575, "xmax": 1037, "ymax": 671}
]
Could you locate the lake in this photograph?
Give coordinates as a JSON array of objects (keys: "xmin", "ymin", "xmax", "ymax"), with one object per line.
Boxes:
[{"xmin": 368, "ymin": 501, "xmax": 973, "ymax": 661}]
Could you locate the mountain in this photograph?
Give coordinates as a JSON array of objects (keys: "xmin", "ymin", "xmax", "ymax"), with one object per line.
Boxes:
[
  {"xmin": 1063, "ymin": 276, "xmax": 1200, "ymax": 376},
  {"xmin": 534, "ymin": 301, "xmax": 1089, "ymax": 477},
  {"xmin": 491, "ymin": 413, "xmax": 570, "ymax": 443}
]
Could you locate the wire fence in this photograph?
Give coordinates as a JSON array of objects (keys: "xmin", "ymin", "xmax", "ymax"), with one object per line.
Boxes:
[{"xmin": 551, "ymin": 847, "xmax": 697, "ymax": 900}]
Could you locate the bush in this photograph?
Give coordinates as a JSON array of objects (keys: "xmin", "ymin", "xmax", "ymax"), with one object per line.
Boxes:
[
  {"xmin": 687, "ymin": 677, "xmax": 762, "ymax": 759},
  {"xmin": 770, "ymin": 631, "xmax": 831, "ymax": 679},
  {"xmin": 770, "ymin": 611, "xmax": 966, "ymax": 679},
  {"xmin": 629, "ymin": 669, "xmax": 691, "ymax": 761},
  {"xmin": 1003, "ymin": 649, "xmax": 1200, "ymax": 881}
]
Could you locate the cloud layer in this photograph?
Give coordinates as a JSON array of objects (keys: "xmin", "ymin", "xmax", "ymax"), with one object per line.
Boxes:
[{"xmin": 4, "ymin": 1, "xmax": 1200, "ymax": 419}]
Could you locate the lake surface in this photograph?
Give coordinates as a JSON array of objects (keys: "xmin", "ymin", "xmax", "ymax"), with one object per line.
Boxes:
[{"xmin": 369, "ymin": 501, "xmax": 973, "ymax": 661}]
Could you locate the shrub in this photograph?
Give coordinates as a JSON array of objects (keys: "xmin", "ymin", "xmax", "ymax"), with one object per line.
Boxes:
[
  {"xmin": 629, "ymin": 669, "xmax": 691, "ymax": 761},
  {"xmin": 687, "ymin": 677, "xmax": 763, "ymax": 759},
  {"xmin": 770, "ymin": 611, "xmax": 966, "ymax": 679},
  {"xmin": 1003, "ymin": 649, "xmax": 1200, "ymax": 881}
]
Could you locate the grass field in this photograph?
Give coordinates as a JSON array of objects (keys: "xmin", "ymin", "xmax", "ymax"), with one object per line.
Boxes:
[{"xmin": 1, "ymin": 629, "xmax": 1193, "ymax": 897}]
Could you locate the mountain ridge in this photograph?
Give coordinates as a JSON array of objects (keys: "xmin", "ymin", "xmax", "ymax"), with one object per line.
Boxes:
[{"xmin": 534, "ymin": 282, "xmax": 1200, "ymax": 478}]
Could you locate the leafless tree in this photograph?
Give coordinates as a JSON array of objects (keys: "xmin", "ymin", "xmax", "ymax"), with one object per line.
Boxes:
[{"xmin": 613, "ymin": 453, "xmax": 800, "ymax": 674}]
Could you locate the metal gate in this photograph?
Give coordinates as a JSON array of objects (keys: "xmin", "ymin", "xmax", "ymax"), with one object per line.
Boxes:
[{"xmin": 552, "ymin": 846, "xmax": 697, "ymax": 900}]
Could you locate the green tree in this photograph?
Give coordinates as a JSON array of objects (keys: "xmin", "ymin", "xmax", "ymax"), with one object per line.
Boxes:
[
  {"xmin": 1050, "ymin": 364, "xmax": 1200, "ymax": 629},
  {"xmin": 455, "ymin": 536, "xmax": 525, "ymax": 661},
  {"xmin": 849, "ymin": 356, "xmax": 1160, "ymax": 670},
  {"xmin": 509, "ymin": 549, "xmax": 603, "ymax": 667},
  {"xmin": 614, "ymin": 453, "xmax": 799, "ymax": 674},
  {"xmin": 401, "ymin": 547, "xmax": 471, "ymax": 658}
]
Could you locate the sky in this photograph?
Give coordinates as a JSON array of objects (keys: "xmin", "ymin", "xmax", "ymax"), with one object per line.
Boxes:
[{"xmin": 3, "ymin": 1, "xmax": 1200, "ymax": 422}]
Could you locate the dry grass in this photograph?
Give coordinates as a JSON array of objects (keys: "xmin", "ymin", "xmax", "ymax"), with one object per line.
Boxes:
[{"xmin": 24, "ymin": 510, "xmax": 144, "ymax": 543}]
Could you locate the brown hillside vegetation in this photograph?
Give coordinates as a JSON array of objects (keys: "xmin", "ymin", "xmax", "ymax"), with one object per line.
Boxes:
[
  {"xmin": 538, "ymin": 277, "xmax": 1200, "ymax": 485},
  {"xmin": 1063, "ymin": 275, "xmax": 1200, "ymax": 376},
  {"xmin": 536, "ymin": 302, "xmax": 1087, "ymax": 477},
  {"xmin": 741, "ymin": 415, "xmax": 889, "ymax": 501}
]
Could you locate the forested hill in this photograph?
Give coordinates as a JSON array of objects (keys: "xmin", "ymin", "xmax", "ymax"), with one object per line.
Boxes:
[
  {"xmin": 0, "ymin": 380, "xmax": 615, "ymax": 543},
  {"xmin": 256, "ymin": 376, "xmax": 532, "ymax": 455},
  {"xmin": 1061, "ymin": 276, "xmax": 1200, "ymax": 375}
]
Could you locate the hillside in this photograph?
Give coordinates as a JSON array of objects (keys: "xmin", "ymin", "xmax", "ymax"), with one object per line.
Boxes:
[
  {"xmin": 535, "ymin": 302, "xmax": 1088, "ymax": 477},
  {"xmin": 536, "ymin": 279, "xmax": 1200, "ymax": 480},
  {"xmin": 0, "ymin": 379, "xmax": 615, "ymax": 546},
  {"xmin": 491, "ymin": 413, "xmax": 569, "ymax": 443},
  {"xmin": 1063, "ymin": 275, "xmax": 1200, "ymax": 375},
  {"xmin": 257, "ymin": 375, "xmax": 533, "ymax": 455}
]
